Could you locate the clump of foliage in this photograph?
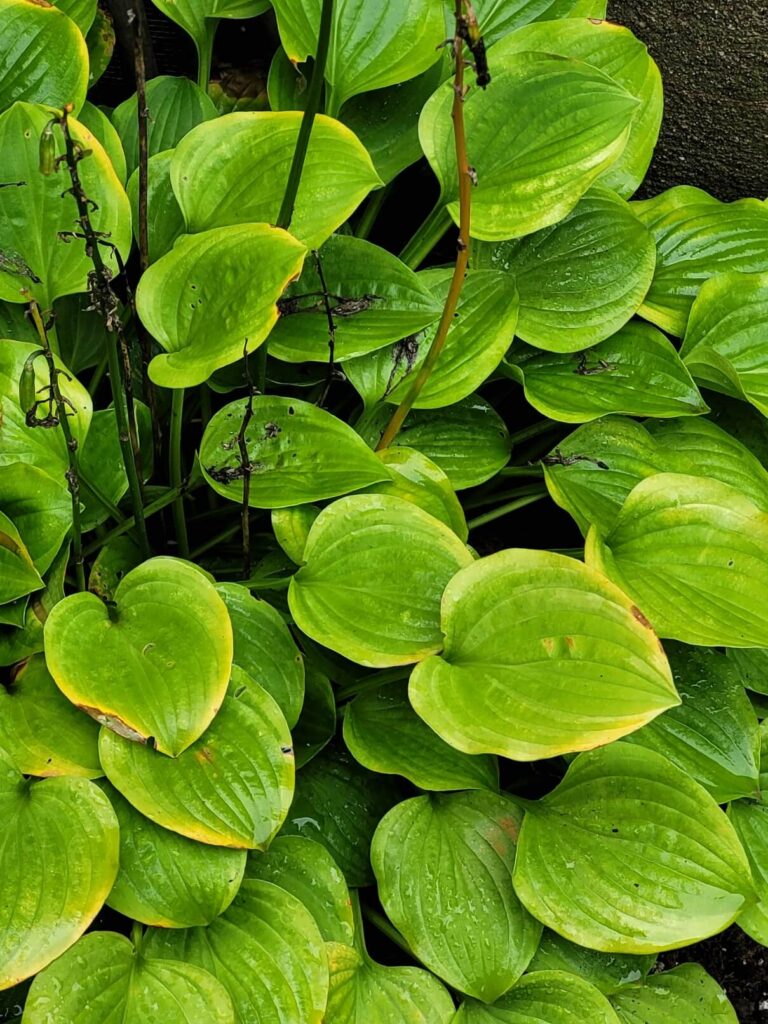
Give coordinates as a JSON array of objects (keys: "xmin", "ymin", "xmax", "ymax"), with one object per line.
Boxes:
[{"xmin": 1, "ymin": 0, "xmax": 767, "ymax": 1020}]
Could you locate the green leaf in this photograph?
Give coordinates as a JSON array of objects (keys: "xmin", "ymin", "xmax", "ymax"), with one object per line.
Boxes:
[
  {"xmin": 419, "ymin": 51, "xmax": 638, "ymax": 241},
  {"xmin": 0, "ymin": 340, "xmax": 91, "ymax": 480},
  {"xmin": 727, "ymin": 648, "xmax": 768, "ymax": 698},
  {"xmin": 0, "ymin": 463, "xmax": 71, "ymax": 574},
  {"xmin": 343, "ymin": 681, "xmax": 498, "ymax": 792},
  {"xmin": 53, "ymin": 0, "xmax": 96, "ymax": 34},
  {"xmin": 729, "ymin": 801, "xmax": 768, "ymax": 927},
  {"xmin": 148, "ymin": 0, "xmax": 267, "ymax": 72},
  {"xmin": 469, "ymin": 0, "xmax": 607, "ymax": 48},
  {"xmin": 171, "ymin": 112, "xmax": 381, "ymax": 248},
  {"xmin": 527, "ymin": 931, "xmax": 655, "ymax": 995},
  {"xmin": 272, "ymin": 0, "xmax": 444, "ymax": 116},
  {"xmin": 99, "ymin": 670, "xmax": 294, "ymax": 849},
  {"xmin": 200, "ymin": 395, "xmax": 388, "ymax": 508},
  {"xmin": 474, "ymin": 187, "xmax": 655, "ymax": 351},
  {"xmin": 410, "ymin": 549, "xmax": 677, "ymax": 761},
  {"xmin": 45, "ymin": 556, "xmax": 233, "ymax": 756},
  {"xmin": 126, "ymin": 150, "xmax": 186, "ymax": 262},
  {"xmin": 53, "ymin": 292, "xmax": 112, "ymax": 373},
  {"xmin": 324, "ymin": 941, "xmax": 455, "ymax": 1024},
  {"xmin": 137, "ymin": 224, "xmax": 307, "ymax": 388},
  {"xmin": 632, "ymin": 186, "xmax": 768, "ymax": 336},
  {"xmin": 143, "ymin": 878, "xmax": 329, "ymax": 1024},
  {"xmin": 268, "ymin": 235, "xmax": 442, "ymax": 363},
  {"xmin": 363, "ymin": 447, "xmax": 468, "ymax": 541},
  {"xmin": 356, "ymin": 396, "xmax": 512, "ymax": 490},
  {"xmin": 217, "ymin": 582, "xmax": 305, "ymax": 728},
  {"xmin": 681, "ymin": 270, "xmax": 768, "ymax": 416},
  {"xmin": 0, "ymin": 541, "xmax": 68, "ymax": 667},
  {"xmin": 88, "ymin": 534, "xmax": 143, "ymax": 604},
  {"xmin": 23, "ymin": 931, "xmax": 235, "ymax": 1024},
  {"xmin": 0, "ymin": 654, "xmax": 101, "ymax": 778},
  {"xmin": 624, "ymin": 643, "xmax": 760, "ymax": 803},
  {"xmin": 111, "ymin": 75, "xmax": 218, "ymax": 177},
  {"xmin": 346, "ymin": 269, "xmax": 518, "ymax": 410},
  {"xmin": 85, "ymin": 6, "xmax": 115, "ymax": 86},
  {"xmin": 77, "ymin": 99, "xmax": 127, "ymax": 184},
  {"xmin": 543, "ymin": 415, "xmax": 768, "ymax": 536},
  {"xmin": 372, "ymin": 791, "xmax": 541, "ymax": 1001},
  {"xmin": 0, "ymin": 0, "xmax": 88, "ymax": 115},
  {"xmin": 244, "ymin": 834, "xmax": 354, "ymax": 945},
  {"xmin": 101, "ymin": 781, "xmax": 246, "ymax": 928},
  {"xmin": 490, "ymin": 19, "xmax": 662, "ymax": 198},
  {"xmin": 610, "ymin": 963, "xmax": 738, "ymax": 1023},
  {"xmin": 0, "ymin": 509, "xmax": 43, "ymax": 605},
  {"xmin": 454, "ymin": 970, "xmax": 621, "ymax": 1023},
  {"xmin": 586, "ymin": 473, "xmax": 768, "ymax": 647},
  {"xmin": 0, "ymin": 103, "xmax": 131, "ymax": 308},
  {"xmin": 513, "ymin": 743, "xmax": 755, "ymax": 952},
  {"xmin": 292, "ymin": 666, "xmax": 335, "ymax": 768},
  {"xmin": 0, "ymin": 763, "xmax": 119, "ymax": 989},
  {"xmin": 504, "ymin": 322, "xmax": 707, "ymax": 423},
  {"xmin": 289, "ymin": 494, "xmax": 473, "ymax": 668},
  {"xmin": 272, "ymin": 505, "xmax": 321, "ymax": 565},
  {"xmin": 281, "ymin": 744, "xmax": 402, "ymax": 886}
]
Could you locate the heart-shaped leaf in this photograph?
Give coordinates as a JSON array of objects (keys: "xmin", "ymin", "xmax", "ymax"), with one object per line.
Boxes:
[
  {"xmin": 346, "ymin": 269, "xmax": 518, "ymax": 410},
  {"xmin": 289, "ymin": 494, "xmax": 473, "ymax": 668},
  {"xmin": 143, "ymin": 879, "xmax": 329, "ymax": 1024},
  {"xmin": 610, "ymin": 963, "xmax": 738, "ymax": 1023},
  {"xmin": 474, "ymin": 187, "xmax": 655, "ymax": 351},
  {"xmin": 504, "ymin": 322, "xmax": 707, "ymax": 423},
  {"xmin": 410, "ymin": 549, "xmax": 677, "ymax": 761},
  {"xmin": 200, "ymin": 396, "xmax": 388, "ymax": 509},
  {"xmin": 363, "ymin": 448, "xmax": 468, "ymax": 541},
  {"xmin": 101, "ymin": 781, "xmax": 246, "ymax": 928},
  {"xmin": 344, "ymin": 681, "xmax": 498, "ymax": 792},
  {"xmin": 0, "ymin": 0, "xmax": 88, "ymax": 115},
  {"xmin": 681, "ymin": 270, "xmax": 768, "ymax": 416},
  {"xmin": 268, "ymin": 234, "xmax": 442, "ymax": 363},
  {"xmin": 171, "ymin": 112, "xmax": 381, "ymax": 248},
  {"xmin": 0, "ymin": 762, "xmax": 119, "ymax": 988},
  {"xmin": 292, "ymin": 666, "xmax": 335, "ymax": 768},
  {"xmin": 356, "ymin": 396, "xmax": 511, "ymax": 490},
  {"xmin": 244, "ymin": 834, "xmax": 354, "ymax": 945},
  {"xmin": 0, "ymin": 103, "xmax": 131, "ymax": 308},
  {"xmin": 100, "ymin": 669, "xmax": 294, "ymax": 849},
  {"xmin": 513, "ymin": 743, "xmax": 755, "ymax": 952},
  {"xmin": 126, "ymin": 150, "xmax": 185, "ymax": 262},
  {"xmin": 23, "ymin": 931, "xmax": 235, "ymax": 1024},
  {"xmin": 77, "ymin": 99, "xmax": 127, "ymax": 183},
  {"xmin": 453, "ymin": 970, "xmax": 621, "ymax": 1023},
  {"xmin": 0, "ymin": 654, "xmax": 101, "ymax": 778},
  {"xmin": 272, "ymin": 0, "xmax": 444, "ymax": 116},
  {"xmin": 324, "ymin": 940, "xmax": 455, "ymax": 1024},
  {"xmin": 372, "ymin": 791, "xmax": 542, "ymax": 1001},
  {"xmin": 217, "ymin": 582, "xmax": 305, "ymax": 727},
  {"xmin": 527, "ymin": 931, "xmax": 654, "ymax": 995},
  {"xmin": 586, "ymin": 474, "xmax": 768, "ymax": 647},
  {"xmin": 111, "ymin": 75, "xmax": 218, "ymax": 177},
  {"xmin": 44, "ymin": 556, "xmax": 233, "ymax": 756},
  {"xmin": 632, "ymin": 186, "xmax": 768, "ymax": 336},
  {"xmin": 136, "ymin": 224, "xmax": 307, "ymax": 388},
  {"xmin": 281, "ymin": 744, "xmax": 403, "ymax": 887},
  {"xmin": 419, "ymin": 51, "xmax": 638, "ymax": 241},
  {"xmin": 543, "ymin": 415, "xmax": 768, "ymax": 536},
  {"xmin": 491, "ymin": 19, "xmax": 662, "ymax": 198},
  {"xmin": 624, "ymin": 643, "xmax": 760, "ymax": 803}
]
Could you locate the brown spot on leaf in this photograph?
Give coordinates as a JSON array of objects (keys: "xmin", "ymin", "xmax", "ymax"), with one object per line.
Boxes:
[
  {"xmin": 195, "ymin": 746, "xmax": 214, "ymax": 764},
  {"xmin": 78, "ymin": 705, "xmax": 146, "ymax": 743},
  {"xmin": 498, "ymin": 815, "xmax": 520, "ymax": 843},
  {"xmin": 631, "ymin": 605, "xmax": 653, "ymax": 629}
]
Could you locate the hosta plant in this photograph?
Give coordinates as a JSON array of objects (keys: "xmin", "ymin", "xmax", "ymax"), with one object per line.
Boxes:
[{"xmin": 0, "ymin": 0, "xmax": 766, "ymax": 1020}]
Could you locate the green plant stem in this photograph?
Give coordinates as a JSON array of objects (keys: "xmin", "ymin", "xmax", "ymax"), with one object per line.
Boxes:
[
  {"xmin": 197, "ymin": 25, "xmax": 215, "ymax": 92},
  {"xmin": 190, "ymin": 520, "xmax": 241, "ymax": 559},
  {"xmin": 87, "ymin": 350, "xmax": 109, "ymax": 397},
  {"xmin": 376, "ymin": 9, "xmax": 471, "ymax": 451},
  {"xmin": 361, "ymin": 905, "xmax": 415, "ymax": 960},
  {"xmin": 79, "ymin": 475, "xmax": 126, "ymax": 523},
  {"xmin": 467, "ymin": 490, "xmax": 547, "ymax": 531},
  {"xmin": 169, "ymin": 388, "xmax": 190, "ymax": 559},
  {"xmin": 499, "ymin": 465, "xmax": 544, "ymax": 478},
  {"xmin": 398, "ymin": 202, "xmax": 452, "ymax": 270},
  {"xmin": 355, "ymin": 182, "xmax": 392, "ymax": 240},
  {"xmin": 508, "ymin": 420, "xmax": 561, "ymax": 447},
  {"xmin": 462, "ymin": 481, "xmax": 547, "ymax": 511},
  {"xmin": 336, "ymin": 667, "xmax": 410, "ymax": 701},
  {"xmin": 27, "ymin": 301, "xmax": 85, "ymax": 591},
  {"xmin": 82, "ymin": 484, "xmax": 189, "ymax": 556}
]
